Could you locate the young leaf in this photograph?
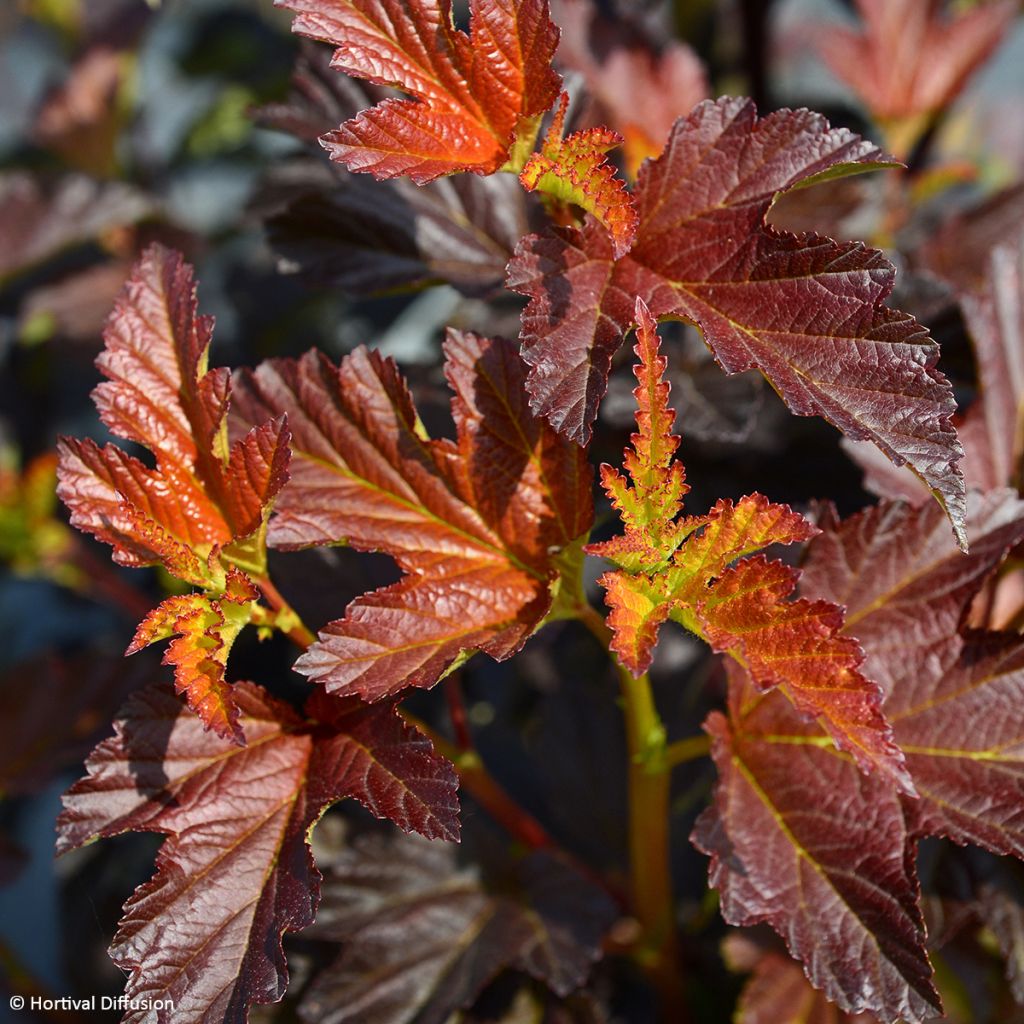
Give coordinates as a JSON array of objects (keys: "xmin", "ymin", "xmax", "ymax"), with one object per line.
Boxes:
[
  {"xmin": 519, "ymin": 94, "xmax": 638, "ymax": 257},
  {"xmin": 589, "ymin": 302, "xmax": 910, "ymax": 791},
  {"xmin": 508, "ymin": 97, "xmax": 966, "ymax": 546},
  {"xmin": 277, "ymin": 0, "xmax": 561, "ymax": 183},
  {"xmin": 231, "ymin": 330, "xmax": 592, "ymax": 702},
  {"xmin": 57, "ymin": 682, "xmax": 458, "ymax": 1024},
  {"xmin": 56, "ymin": 245, "xmax": 292, "ymax": 739},
  {"xmin": 300, "ymin": 831, "xmax": 616, "ymax": 1022},
  {"xmin": 693, "ymin": 665, "xmax": 940, "ymax": 1024},
  {"xmin": 815, "ymin": 0, "xmax": 1014, "ymax": 147}
]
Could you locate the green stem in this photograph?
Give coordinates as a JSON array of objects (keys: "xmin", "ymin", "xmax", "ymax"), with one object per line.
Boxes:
[
  {"xmin": 255, "ymin": 576, "xmax": 317, "ymax": 649},
  {"xmin": 666, "ymin": 734, "xmax": 711, "ymax": 768},
  {"xmin": 577, "ymin": 603, "xmax": 686, "ymax": 1017}
]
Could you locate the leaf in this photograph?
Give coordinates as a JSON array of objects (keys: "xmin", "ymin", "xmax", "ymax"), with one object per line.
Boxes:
[
  {"xmin": 588, "ymin": 303, "xmax": 910, "ymax": 790},
  {"xmin": 519, "ymin": 94, "xmax": 637, "ymax": 257},
  {"xmin": 815, "ymin": 0, "xmax": 1014, "ymax": 129},
  {"xmin": 231, "ymin": 330, "xmax": 592, "ymax": 702},
  {"xmin": 801, "ymin": 493, "xmax": 1024, "ymax": 860},
  {"xmin": 732, "ymin": 945, "xmax": 881, "ymax": 1023},
  {"xmin": 0, "ymin": 171, "xmax": 150, "ymax": 284},
  {"xmin": 693, "ymin": 665, "xmax": 940, "ymax": 1024},
  {"xmin": 299, "ymin": 831, "xmax": 616, "ymax": 1023},
  {"xmin": 126, "ymin": 570, "xmax": 260, "ymax": 744},
  {"xmin": 260, "ymin": 46, "xmax": 535, "ymax": 297},
  {"xmin": 277, "ymin": 0, "xmax": 561, "ymax": 183},
  {"xmin": 800, "ymin": 490, "xmax": 1024, "ymax": 695},
  {"xmin": 507, "ymin": 97, "xmax": 966, "ymax": 547},
  {"xmin": 551, "ymin": 0, "xmax": 708, "ymax": 174},
  {"xmin": 56, "ymin": 245, "xmax": 293, "ymax": 738},
  {"xmin": 57, "ymin": 682, "xmax": 458, "ymax": 1024}
]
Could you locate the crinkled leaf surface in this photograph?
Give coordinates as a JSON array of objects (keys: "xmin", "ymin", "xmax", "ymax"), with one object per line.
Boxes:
[
  {"xmin": 508, "ymin": 97, "xmax": 965, "ymax": 546},
  {"xmin": 300, "ymin": 832, "xmax": 615, "ymax": 1024},
  {"xmin": 231, "ymin": 331, "xmax": 592, "ymax": 702},
  {"xmin": 278, "ymin": 0, "xmax": 561, "ymax": 182},
  {"xmin": 56, "ymin": 245, "xmax": 292, "ymax": 738},
  {"xmin": 520, "ymin": 95, "xmax": 637, "ymax": 257},
  {"xmin": 57, "ymin": 682, "xmax": 458, "ymax": 1024},
  {"xmin": 816, "ymin": 0, "xmax": 1014, "ymax": 122},
  {"xmin": 693, "ymin": 665, "xmax": 939, "ymax": 1023},
  {"xmin": 800, "ymin": 490, "xmax": 1024, "ymax": 695},
  {"xmin": 589, "ymin": 303, "xmax": 909, "ymax": 789},
  {"xmin": 802, "ymin": 492, "xmax": 1024, "ymax": 859}
]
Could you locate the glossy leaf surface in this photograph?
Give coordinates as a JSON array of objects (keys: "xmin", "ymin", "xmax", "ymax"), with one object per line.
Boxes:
[
  {"xmin": 278, "ymin": 0, "xmax": 561, "ymax": 182},
  {"xmin": 57, "ymin": 683, "xmax": 458, "ymax": 1024},
  {"xmin": 693, "ymin": 666, "xmax": 939, "ymax": 1023},
  {"xmin": 232, "ymin": 330, "xmax": 592, "ymax": 701},
  {"xmin": 508, "ymin": 97, "xmax": 966, "ymax": 545}
]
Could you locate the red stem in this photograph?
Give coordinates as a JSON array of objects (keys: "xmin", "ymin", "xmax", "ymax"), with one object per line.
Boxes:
[{"xmin": 444, "ymin": 672, "xmax": 473, "ymax": 750}]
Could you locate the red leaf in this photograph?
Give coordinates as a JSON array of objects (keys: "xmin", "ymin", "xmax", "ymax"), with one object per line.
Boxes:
[
  {"xmin": 58, "ymin": 245, "xmax": 292, "ymax": 575},
  {"xmin": 816, "ymin": 0, "xmax": 1014, "ymax": 123},
  {"xmin": 231, "ymin": 331, "xmax": 592, "ymax": 702},
  {"xmin": 693, "ymin": 666, "xmax": 940, "ymax": 1023},
  {"xmin": 507, "ymin": 97, "xmax": 966, "ymax": 546},
  {"xmin": 802, "ymin": 492, "xmax": 1024, "ymax": 859},
  {"xmin": 278, "ymin": 0, "xmax": 561, "ymax": 183},
  {"xmin": 589, "ymin": 305, "xmax": 909, "ymax": 789},
  {"xmin": 800, "ymin": 490, "xmax": 1024, "ymax": 695},
  {"xmin": 57, "ymin": 683, "xmax": 458, "ymax": 1024}
]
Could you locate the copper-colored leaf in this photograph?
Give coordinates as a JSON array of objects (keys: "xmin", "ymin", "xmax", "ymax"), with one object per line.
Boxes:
[
  {"xmin": 57, "ymin": 682, "xmax": 458, "ymax": 1024},
  {"xmin": 508, "ymin": 97, "xmax": 966, "ymax": 546},
  {"xmin": 231, "ymin": 330, "xmax": 592, "ymax": 702},
  {"xmin": 589, "ymin": 303, "xmax": 909, "ymax": 790},
  {"xmin": 693, "ymin": 666, "xmax": 939, "ymax": 1023},
  {"xmin": 56, "ymin": 245, "xmax": 293, "ymax": 738},
  {"xmin": 277, "ymin": 0, "xmax": 561, "ymax": 183},
  {"xmin": 733, "ymin": 946, "xmax": 878, "ymax": 1024}
]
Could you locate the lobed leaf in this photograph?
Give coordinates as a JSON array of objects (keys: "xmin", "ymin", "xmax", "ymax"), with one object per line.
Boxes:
[
  {"xmin": 693, "ymin": 666, "xmax": 940, "ymax": 1024},
  {"xmin": 57, "ymin": 683, "xmax": 458, "ymax": 1024},
  {"xmin": 589, "ymin": 304, "xmax": 909, "ymax": 790},
  {"xmin": 231, "ymin": 330, "xmax": 592, "ymax": 702},
  {"xmin": 508, "ymin": 97, "xmax": 966, "ymax": 545},
  {"xmin": 56, "ymin": 245, "xmax": 293, "ymax": 738},
  {"xmin": 277, "ymin": 0, "xmax": 561, "ymax": 183},
  {"xmin": 300, "ymin": 831, "xmax": 616, "ymax": 1022}
]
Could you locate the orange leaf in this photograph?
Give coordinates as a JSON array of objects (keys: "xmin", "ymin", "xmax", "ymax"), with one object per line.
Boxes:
[
  {"xmin": 588, "ymin": 300, "xmax": 911, "ymax": 792},
  {"xmin": 520, "ymin": 94, "xmax": 638, "ymax": 256},
  {"xmin": 278, "ymin": 0, "xmax": 562, "ymax": 183}
]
